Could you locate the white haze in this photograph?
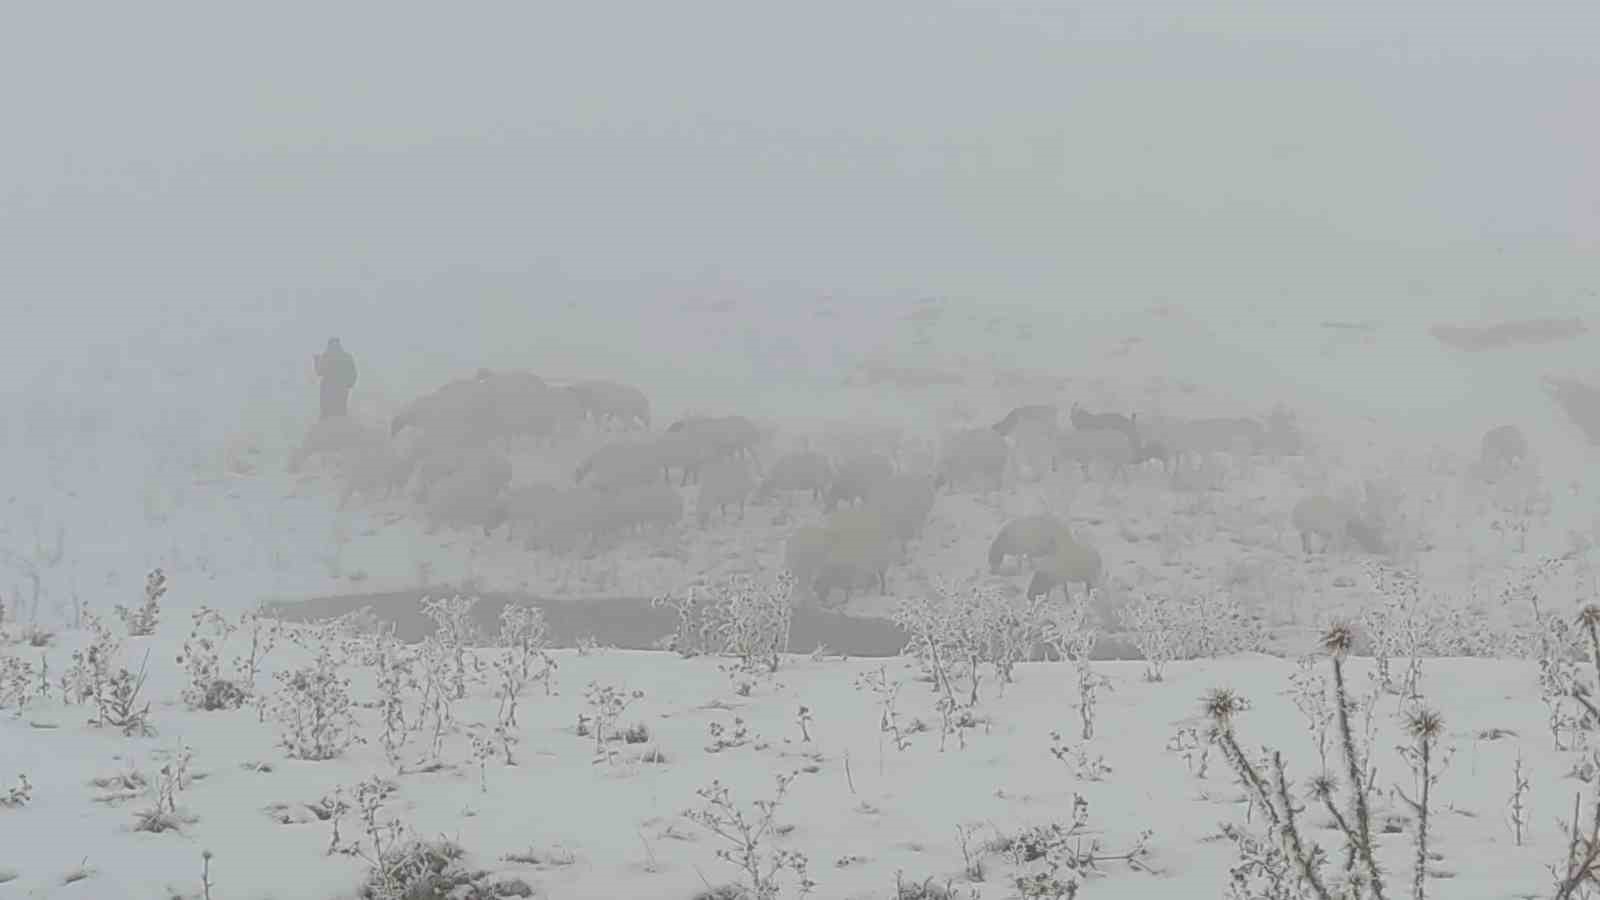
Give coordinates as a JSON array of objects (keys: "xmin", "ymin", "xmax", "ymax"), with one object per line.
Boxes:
[{"xmin": 2, "ymin": 1, "xmax": 1596, "ymax": 469}]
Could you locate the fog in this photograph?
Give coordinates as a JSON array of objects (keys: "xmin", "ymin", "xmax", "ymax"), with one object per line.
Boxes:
[{"xmin": 2, "ymin": 2, "xmax": 1597, "ymax": 460}]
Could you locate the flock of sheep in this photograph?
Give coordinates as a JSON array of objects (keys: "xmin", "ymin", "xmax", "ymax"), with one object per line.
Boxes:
[{"xmin": 287, "ymin": 366, "xmax": 1540, "ymax": 608}]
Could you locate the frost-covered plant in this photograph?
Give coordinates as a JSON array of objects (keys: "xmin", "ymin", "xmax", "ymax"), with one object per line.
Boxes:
[
  {"xmin": 1288, "ymin": 654, "xmax": 1335, "ymax": 776},
  {"xmin": 0, "ymin": 774, "xmax": 31, "ymax": 808},
  {"xmin": 94, "ymin": 649, "xmax": 154, "ymax": 737},
  {"xmin": 115, "ymin": 568, "xmax": 166, "ymax": 637},
  {"xmin": 0, "ymin": 656, "xmax": 35, "ymax": 714},
  {"xmin": 1393, "ymin": 708, "xmax": 1451, "ymax": 900},
  {"xmin": 61, "ymin": 613, "xmax": 118, "ymax": 706},
  {"xmin": 1039, "ymin": 594, "xmax": 1106, "ymax": 740},
  {"xmin": 272, "ymin": 648, "xmax": 361, "ymax": 761},
  {"xmin": 232, "ymin": 608, "xmax": 283, "ymax": 720},
  {"xmin": 178, "ymin": 607, "xmax": 246, "ymax": 711},
  {"xmin": 683, "ymin": 771, "xmax": 816, "ymax": 900},
  {"xmin": 854, "ymin": 665, "xmax": 911, "ymax": 771},
  {"xmin": 1001, "ymin": 794, "xmax": 1151, "ymax": 897},
  {"xmin": 420, "ymin": 595, "xmax": 481, "ymax": 701},
  {"xmin": 655, "ymin": 571, "xmax": 795, "ymax": 673},
  {"xmin": 494, "ymin": 602, "xmax": 555, "ymax": 736},
  {"xmin": 583, "ymin": 681, "xmax": 643, "ymax": 763},
  {"xmin": 371, "ymin": 636, "xmax": 417, "ymax": 774}
]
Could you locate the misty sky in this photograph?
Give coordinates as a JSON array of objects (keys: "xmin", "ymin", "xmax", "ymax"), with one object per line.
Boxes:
[{"xmin": 3, "ymin": 1, "xmax": 1596, "ymax": 341}]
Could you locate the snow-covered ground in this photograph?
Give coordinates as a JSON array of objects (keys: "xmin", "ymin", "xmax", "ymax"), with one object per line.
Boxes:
[{"xmin": 2, "ymin": 294, "xmax": 1599, "ymax": 897}]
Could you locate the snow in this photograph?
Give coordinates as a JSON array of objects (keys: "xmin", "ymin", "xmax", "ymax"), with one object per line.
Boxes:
[{"xmin": 2, "ymin": 294, "xmax": 1599, "ymax": 897}]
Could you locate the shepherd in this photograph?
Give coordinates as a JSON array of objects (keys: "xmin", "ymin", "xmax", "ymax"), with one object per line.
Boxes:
[{"xmin": 314, "ymin": 337, "xmax": 358, "ymax": 420}]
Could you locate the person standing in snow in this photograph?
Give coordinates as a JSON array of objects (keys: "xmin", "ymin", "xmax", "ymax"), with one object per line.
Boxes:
[{"xmin": 313, "ymin": 337, "xmax": 358, "ymax": 420}]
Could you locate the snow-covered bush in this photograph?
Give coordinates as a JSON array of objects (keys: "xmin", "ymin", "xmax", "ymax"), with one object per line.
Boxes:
[
  {"xmin": 271, "ymin": 648, "xmax": 361, "ymax": 761},
  {"xmin": 115, "ymin": 568, "xmax": 166, "ymax": 637}
]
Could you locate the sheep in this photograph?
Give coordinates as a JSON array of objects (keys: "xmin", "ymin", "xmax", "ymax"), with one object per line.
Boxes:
[
  {"xmin": 696, "ymin": 456, "xmax": 756, "ymax": 527},
  {"xmin": 825, "ymin": 453, "xmax": 895, "ymax": 511},
  {"xmin": 567, "ymin": 379, "xmax": 651, "ymax": 430},
  {"xmin": 390, "ymin": 373, "xmax": 500, "ymax": 444},
  {"xmin": 1290, "ymin": 494, "xmax": 1386, "ymax": 556},
  {"xmin": 1004, "ymin": 417, "xmax": 1060, "ymax": 481},
  {"xmin": 422, "ymin": 464, "xmax": 508, "ymax": 535},
  {"xmin": 865, "ymin": 473, "xmax": 941, "ymax": 550},
  {"xmin": 1054, "ymin": 428, "xmax": 1133, "ymax": 480},
  {"xmin": 1478, "ymin": 424, "xmax": 1528, "ymax": 477},
  {"xmin": 648, "ymin": 430, "xmax": 724, "ymax": 486},
  {"xmin": 411, "ymin": 445, "xmax": 511, "ymax": 504},
  {"xmin": 667, "ymin": 415, "xmax": 763, "ymax": 466},
  {"xmin": 575, "ymin": 442, "xmax": 660, "ymax": 491},
  {"xmin": 336, "ymin": 431, "xmax": 414, "ymax": 509},
  {"xmin": 598, "ymin": 482, "xmax": 683, "ymax": 540},
  {"xmin": 289, "ymin": 416, "xmax": 381, "ymax": 472},
  {"xmin": 988, "ymin": 514, "xmax": 1072, "ymax": 573},
  {"xmin": 756, "ymin": 450, "xmax": 833, "ymax": 504},
  {"xmin": 1158, "ymin": 416, "xmax": 1267, "ymax": 470},
  {"xmin": 527, "ymin": 486, "xmax": 609, "ymax": 554},
  {"xmin": 492, "ymin": 482, "xmax": 563, "ymax": 542},
  {"xmin": 937, "ymin": 428, "xmax": 1009, "ymax": 491},
  {"xmin": 992, "ymin": 404, "xmax": 1058, "ymax": 436},
  {"xmin": 809, "ymin": 507, "xmax": 899, "ymax": 606},
  {"xmin": 1026, "ymin": 537, "xmax": 1105, "ymax": 601},
  {"xmin": 482, "ymin": 371, "xmax": 585, "ymax": 445},
  {"xmin": 1068, "ymin": 403, "xmax": 1139, "ymax": 447}
]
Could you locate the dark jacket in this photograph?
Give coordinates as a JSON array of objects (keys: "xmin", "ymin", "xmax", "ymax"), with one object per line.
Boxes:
[{"xmin": 315, "ymin": 347, "xmax": 358, "ymax": 391}]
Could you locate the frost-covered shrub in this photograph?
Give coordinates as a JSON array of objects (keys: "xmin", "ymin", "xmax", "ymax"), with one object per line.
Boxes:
[
  {"xmin": 655, "ymin": 572, "xmax": 795, "ymax": 673},
  {"xmin": 177, "ymin": 607, "xmax": 246, "ymax": 711},
  {"xmin": 272, "ymin": 648, "xmax": 361, "ymax": 761},
  {"xmin": 115, "ymin": 569, "xmax": 166, "ymax": 637}
]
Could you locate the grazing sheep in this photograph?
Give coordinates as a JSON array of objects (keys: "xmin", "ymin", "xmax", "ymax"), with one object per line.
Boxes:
[
  {"xmin": 696, "ymin": 456, "xmax": 756, "ymax": 527},
  {"xmin": 988, "ymin": 514, "xmax": 1072, "ymax": 573},
  {"xmin": 1290, "ymin": 494, "xmax": 1386, "ymax": 556},
  {"xmin": 336, "ymin": 431, "xmax": 414, "ymax": 509},
  {"xmin": 481, "ymin": 371, "xmax": 584, "ymax": 445},
  {"xmin": 411, "ymin": 445, "xmax": 511, "ymax": 503},
  {"xmin": 825, "ymin": 453, "xmax": 895, "ymax": 511},
  {"xmin": 1478, "ymin": 424, "xmax": 1529, "ymax": 476},
  {"xmin": 756, "ymin": 450, "xmax": 833, "ymax": 504},
  {"xmin": 289, "ymin": 416, "xmax": 379, "ymax": 472},
  {"xmin": 937, "ymin": 428, "xmax": 1009, "ymax": 490},
  {"xmin": 783, "ymin": 526, "xmax": 830, "ymax": 603},
  {"xmin": 648, "ymin": 429, "xmax": 724, "ymax": 486},
  {"xmin": 422, "ymin": 465, "xmax": 507, "ymax": 535},
  {"xmin": 567, "ymin": 379, "xmax": 651, "ymax": 430},
  {"xmin": 575, "ymin": 442, "xmax": 660, "ymax": 491},
  {"xmin": 528, "ymin": 486, "xmax": 609, "ymax": 553},
  {"xmin": 1026, "ymin": 537, "xmax": 1105, "ymax": 600},
  {"xmin": 1055, "ymin": 428, "xmax": 1134, "ymax": 480},
  {"xmin": 992, "ymin": 404, "xmax": 1057, "ymax": 436},
  {"xmin": 1069, "ymin": 403, "xmax": 1139, "ymax": 446},
  {"xmin": 865, "ymin": 473, "xmax": 941, "ymax": 550},
  {"xmin": 390, "ymin": 373, "xmax": 500, "ymax": 444},
  {"xmin": 492, "ymin": 482, "xmax": 563, "ymax": 542},
  {"xmin": 809, "ymin": 507, "xmax": 899, "ymax": 606},
  {"xmin": 666, "ymin": 415, "xmax": 763, "ymax": 466},
  {"xmin": 1161, "ymin": 416, "xmax": 1266, "ymax": 469},
  {"xmin": 596, "ymin": 482, "xmax": 683, "ymax": 540},
  {"xmin": 1004, "ymin": 417, "xmax": 1060, "ymax": 481}
]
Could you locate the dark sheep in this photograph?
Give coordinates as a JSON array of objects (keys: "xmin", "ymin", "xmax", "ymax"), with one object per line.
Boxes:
[
  {"xmin": 567, "ymin": 379, "xmax": 651, "ymax": 430},
  {"xmin": 666, "ymin": 415, "xmax": 763, "ymax": 466},
  {"xmin": 992, "ymin": 404, "xmax": 1057, "ymax": 436},
  {"xmin": 575, "ymin": 442, "xmax": 660, "ymax": 491},
  {"xmin": 756, "ymin": 450, "xmax": 834, "ymax": 503},
  {"xmin": 597, "ymin": 483, "xmax": 683, "ymax": 540},
  {"xmin": 988, "ymin": 514, "xmax": 1071, "ymax": 573},
  {"xmin": 1290, "ymin": 494, "xmax": 1386, "ymax": 556},
  {"xmin": 491, "ymin": 482, "xmax": 563, "ymax": 542},
  {"xmin": 825, "ymin": 453, "xmax": 896, "ymax": 512},
  {"xmin": 937, "ymin": 428, "xmax": 1009, "ymax": 491},
  {"xmin": 1068, "ymin": 403, "xmax": 1139, "ymax": 447},
  {"xmin": 865, "ymin": 473, "xmax": 942, "ymax": 550},
  {"xmin": 1055, "ymin": 428, "xmax": 1134, "ymax": 480},
  {"xmin": 1025, "ymin": 537, "xmax": 1105, "ymax": 600},
  {"xmin": 696, "ymin": 456, "xmax": 756, "ymax": 527},
  {"xmin": 648, "ymin": 429, "xmax": 724, "ymax": 486},
  {"xmin": 1479, "ymin": 424, "xmax": 1529, "ymax": 475}
]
